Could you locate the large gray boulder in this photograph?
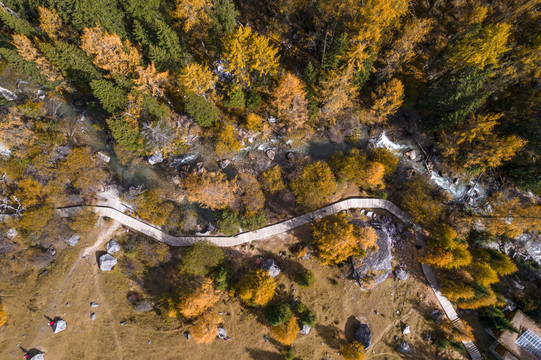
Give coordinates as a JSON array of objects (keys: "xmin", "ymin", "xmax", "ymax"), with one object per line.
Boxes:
[
  {"xmin": 260, "ymin": 259, "xmax": 281, "ymax": 277},
  {"xmin": 397, "ymin": 340, "xmax": 410, "ymax": 353},
  {"xmin": 52, "ymin": 319, "xmax": 66, "ymax": 333},
  {"xmin": 106, "ymin": 239, "xmax": 120, "ymax": 254},
  {"xmin": 354, "ymin": 323, "xmax": 372, "ymax": 349},
  {"xmin": 135, "ymin": 300, "xmax": 153, "ymax": 313},
  {"xmin": 299, "ymin": 324, "xmax": 311, "ymax": 335},
  {"xmin": 217, "ymin": 327, "xmax": 227, "ymax": 339},
  {"xmin": 98, "ymin": 254, "xmax": 117, "ymax": 271},
  {"xmin": 30, "ymin": 354, "xmax": 44, "ymax": 360}
]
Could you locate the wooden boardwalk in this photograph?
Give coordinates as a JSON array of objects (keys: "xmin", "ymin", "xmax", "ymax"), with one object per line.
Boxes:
[{"xmin": 58, "ymin": 197, "xmax": 482, "ymax": 359}]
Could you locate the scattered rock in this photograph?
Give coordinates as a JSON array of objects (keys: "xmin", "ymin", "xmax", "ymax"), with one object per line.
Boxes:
[
  {"xmin": 90, "ymin": 302, "xmax": 99, "ymax": 308},
  {"xmin": 430, "ymin": 310, "xmax": 444, "ymax": 324},
  {"xmin": 397, "ymin": 340, "xmax": 410, "ymax": 353},
  {"xmin": 184, "ymin": 331, "xmax": 191, "ymax": 340},
  {"xmin": 263, "ymin": 335, "xmax": 269, "ymax": 342},
  {"xmin": 268, "ymin": 116, "xmax": 276, "ymax": 124},
  {"xmin": 106, "ymin": 240, "xmax": 120, "ymax": 254},
  {"xmin": 6, "ymin": 228, "xmax": 17, "ymax": 239},
  {"xmin": 90, "ymin": 312, "xmax": 96, "ymax": 321},
  {"xmin": 148, "ymin": 152, "xmax": 163, "ymax": 165},
  {"xmin": 217, "ymin": 327, "xmax": 227, "ymax": 339},
  {"xmin": 219, "ymin": 159, "xmax": 231, "ymax": 169},
  {"xmin": 394, "ymin": 268, "xmax": 409, "ymax": 281},
  {"xmin": 365, "ymin": 211, "xmax": 374, "ymax": 218},
  {"xmin": 120, "ymin": 321, "xmax": 126, "ymax": 326},
  {"xmin": 286, "ymin": 152, "xmax": 295, "ymax": 161},
  {"xmin": 426, "ymin": 161, "xmax": 434, "ymax": 171},
  {"xmin": 52, "ymin": 319, "xmax": 67, "ymax": 333},
  {"xmin": 404, "ymin": 149, "xmax": 416, "ymax": 160},
  {"xmin": 402, "ymin": 325, "xmax": 410, "ymax": 335},
  {"xmin": 452, "ymin": 178, "xmax": 459, "ymax": 185},
  {"xmin": 135, "ymin": 300, "xmax": 153, "ymax": 313},
  {"xmin": 66, "ymin": 235, "xmax": 80, "ymax": 246},
  {"xmin": 147, "ymin": 340, "xmax": 151, "ymax": 345},
  {"xmin": 354, "ymin": 323, "xmax": 372, "ymax": 349},
  {"xmin": 260, "ymin": 258, "xmax": 281, "ymax": 277},
  {"xmin": 266, "ymin": 149, "xmax": 276, "ymax": 160},
  {"xmin": 98, "ymin": 254, "xmax": 117, "ymax": 271},
  {"xmin": 96, "ymin": 151, "xmax": 111, "ymax": 163},
  {"xmin": 405, "ymin": 168, "xmax": 416, "ymax": 179},
  {"xmin": 300, "ymin": 323, "xmax": 311, "ymax": 335}
]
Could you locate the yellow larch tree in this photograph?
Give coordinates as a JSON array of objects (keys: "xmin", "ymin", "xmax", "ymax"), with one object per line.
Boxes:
[
  {"xmin": 184, "ymin": 170, "xmax": 237, "ymax": 210},
  {"xmin": 134, "ymin": 62, "xmax": 169, "ymax": 97},
  {"xmin": 38, "ymin": 6, "xmax": 65, "ymax": 40},
  {"xmin": 192, "ymin": 313, "xmax": 220, "ymax": 344},
  {"xmin": 483, "ymin": 192, "xmax": 541, "ymax": 238},
  {"xmin": 272, "ymin": 316, "xmax": 299, "ymax": 346},
  {"xmin": 238, "ymin": 172, "xmax": 265, "ymax": 214},
  {"xmin": 342, "ymin": 341, "xmax": 366, "ymax": 360},
  {"xmin": 358, "ymin": 226, "xmax": 379, "ymax": 252},
  {"xmin": 363, "ymin": 162, "xmax": 385, "ymax": 188},
  {"xmin": 215, "ymin": 124, "xmax": 241, "ymax": 158},
  {"xmin": 271, "ymin": 72, "xmax": 308, "ymax": 129},
  {"xmin": 313, "ymin": 213, "xmax": 362, "ymax": 265},
  {"xmin": 172, "ymin": 0, "xmax": 211, "ymax": 33},
  {"xmin": 365, "ymin": 78, "xmax": 404, "ymax": 124},
  {"xmin": 319, "ymin": 66, "xmax": 357, "ymax": 121},
  {"xmin": 235, "ymin": 269, "xmax": 276, "ymax": 306},
  {"xmin": 222, "ymin": 26, "xmax": 279, "ymax": 87},
  {"xmin": 178, "ymin": 63, "xmax": 217, "ymax": 97},
  {"xmin": 291, "ymin": 161, "xmax": 336, "ymax": 210},
  {"xmin": 12, "ymin": 34, "xmax": 66, "ymax": 85},
  {"xmin": 448, "ymin": 23, "xmax": 512, "ymax": 70},
  {"xmin": 260, "ymin": 166, "xmax": 286, "ymax": 194},
  {"xmin": 177, "ymin": 278, "xmax": 220, "ymax": 319},
  {"xmin": 80, "ymin": 26, "xmax": 141, "ymax": 77}
]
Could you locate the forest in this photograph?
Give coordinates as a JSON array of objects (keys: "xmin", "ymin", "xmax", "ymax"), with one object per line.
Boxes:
[{"xmin": 0, "ymin": 0, "xmax": 540, "ymax": 359}]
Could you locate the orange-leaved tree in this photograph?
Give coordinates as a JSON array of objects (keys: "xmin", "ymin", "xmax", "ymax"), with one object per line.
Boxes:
[
  {"xmin": 291, "ymin": 161, "xmax": 336, "ymax": 210},
  {"xmin": 235, "ymin": 269, "xmax": 275, "ymax": 306},
  {"xmin": 192, "ymin": 312, "xmax": 220, "ymax": 344},
  {"xmin": 342, "ymin": 341, "xmax": 366, "ymax": 360},
  {"xmin": 177, "ymin": 278, "xmax": 220, "ymax": 319},
  {"xmin": 272, "ymin": 316, "xmax": 299, "ymax": 346},
  {"xmin": 184, "ymin": 170, "xmax": 237, "ymax": 210},
  {"xmin": 271, "ymin": 72, "xmax": 308, "ymax": 129},
  {"xmin": 0, "ymin": 304, "xmax": 6, "ymax": 328}
]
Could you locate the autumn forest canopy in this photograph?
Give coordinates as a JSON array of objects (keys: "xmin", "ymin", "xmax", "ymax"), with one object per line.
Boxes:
[{"xmin": 0, "ymin": 0, "xmax": 540, "ymax": 357}]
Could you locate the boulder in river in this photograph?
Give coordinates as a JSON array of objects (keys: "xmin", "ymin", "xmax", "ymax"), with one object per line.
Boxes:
[
  {"xmin": 354, "ymin": 323, "xmax": 372, "ymax": 349},
  {"xmin": 98, "ymin": 254, "xmax": 117, "ymax": 271},
  {"xmin": 404, "ymin": 149, "xmax": 416, "ymax": 160},
  {"xmin": 266, "ymin": 149, "xmax": 276, "ymax": 160}
]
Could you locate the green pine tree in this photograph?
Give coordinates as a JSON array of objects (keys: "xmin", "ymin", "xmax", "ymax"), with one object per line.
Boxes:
[{"xmin": 90, "ymin": 80, "xmax": 128, "ymax": 113}]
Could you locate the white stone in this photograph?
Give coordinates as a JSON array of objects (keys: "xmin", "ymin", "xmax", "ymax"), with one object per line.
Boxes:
[
  {"xmin": 98, "ymin": 254, "xmax": 117, "ymax": 271},
  {"xmin": 106, "ymin": 239, "xmax": 120, "ymax": 254},
  {"xmin": 52, "ymin": 319, "xmax": 66, "ymax": 333}
]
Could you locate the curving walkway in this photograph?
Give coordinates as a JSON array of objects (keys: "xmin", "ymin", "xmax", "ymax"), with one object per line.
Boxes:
[{"xmin": 58, "ymin": 197, "xmax": 481, "ymax": 359}]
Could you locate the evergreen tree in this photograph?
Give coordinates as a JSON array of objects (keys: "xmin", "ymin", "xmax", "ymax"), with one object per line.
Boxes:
[
  {"xmin": 90, "ymin": 80, "xmax": 128, "ymax": 113},
  {"xmin": 0, "ymin": 7, "xmax": 35, "ymax": 35},
  {"xmin": 184, "ymin": 92, "xmax": 219, "ymax": 127}
]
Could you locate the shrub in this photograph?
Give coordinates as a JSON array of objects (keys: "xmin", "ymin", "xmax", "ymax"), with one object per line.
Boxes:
[
  {"xmin": 236, "ymin": 269, "xmax": 276, "ymax": 306},
  {"xmin": 272, "ymin": 316, "xmax": 299, "ymax": 346},
  {"xmin": 295, "ymin": 270, "xmax": 314, "ymax": 288},
  {"xmin": 217, "ymin": 209, "xmax": 241, "ymax": 236},
  {"xmin": 265, "ymin": 303, "xmax": 293, "ymax": 325},
  {"xmin": 224, "ymin": 86, "xmax": 245, "ymax": 109},
  {"xmin": 183, "ymin": 241, "xmax": 225, "ymax": 276},
  {"xmin": 342, "ymin": 341, "xmax": 366, "ymax": 360},
  {"xmin": 184, "ymin": 92, "xmax": 219, "ymax": 127},
  {"xmin": 214, "ymin": 266, "xmax": 231, "ymax": 291}
]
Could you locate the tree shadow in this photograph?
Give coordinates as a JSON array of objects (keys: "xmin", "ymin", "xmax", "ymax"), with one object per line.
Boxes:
[
  {"xmin": 315, "ymin": 323, "xmax": 345, "ymax": 351},
  {"xmin": 345, "ymin": 316, "xmax": 360, "ymax": 343},
  {"xmin": 280, "ymin": 259, "xmax": 307, "ymax": 282},
  {"xmin": 246, "ymin": 347, "xmax": 283, "ymax": 360}
]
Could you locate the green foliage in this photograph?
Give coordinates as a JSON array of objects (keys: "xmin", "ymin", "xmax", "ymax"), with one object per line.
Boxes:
[
  {"xmin": 224, "ymin": 86, "xmax": 245, "ymax": 109},
  {"xmin": 478, "ymin": 306, "xmax": 518, "ymax": 333},
  {"xmin": 285, "ymin": 346, "xmax": 296, "ymax": 360},
  {"xmin": 184, "ymin": 92, "xmax": 219, "ymax": 127},
  {"xmin": 209, "ymin": 0, "xmax": 238, "ymax": 47},
  {"xmin": 0, "ymin": 9, "xmax": 35, "ymax": 35},
  {"xmin": 421, "ymin": 66, "xmax": 491, "ymax": 131},
  {"xmin": 183, "ymin": 241, "xmax": 225, "ymax": 276},
  {"xmin": 303, "ymin": 61, "xmax": 316, "ymax": 87},
  {"xmin": 295, "ymin": 270, "xmax": 314, "ymax": 288},
  {"xmin": 91, "ymin": 80, "xmax": 128, "ymax": 113},
  {"xmin": 0, "ymin": 48, "xmax": 49, "ymax": 85},
  {"xmin": 291, "ymin": 161, "xmax": 336, "ymax": 210},
  {"xmin": 265, "ymin": 303, "xmax": 293, "ymax": 326},
  {"xmin": 245, "ymin": 90, "xmax": 261, "ymax": 109},
  {"xmin": 296, "ymin": 302, "xmax": 317, "ymax": 327},
  {"xmin": 322, "ymin": 33, "xmax": 348, "ymax": 72},
  {"xmin": 241, "ymin": 211, "xmax": 267, "ymax": 231},
  {"xmin": 142, "ymin": 93, "xmax": 167, "ymax": 119},
  {"xmin": 213, "ymin": 265, "xmax": 231, "ymax": 291},
  {"xmin": 217, "ymin": 209, "xmax": 240, "ymax": 236},
  {"xmin": 106, "ymin": 117, "xmax": 146, "ymax": 153}
]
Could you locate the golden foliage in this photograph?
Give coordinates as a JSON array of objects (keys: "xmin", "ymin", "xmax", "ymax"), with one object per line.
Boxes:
[
  {"xmin": 342, "ymin": 341, "xmax": 366, "ymax": 360},
  {"xmin": 184, "ymin": 170, "xmax": 237, "ymax": 210},
  {"xmin": 172, "ymin": 0, "xmax": 211, "ymax": 33},
  {"xmin": 319, "ymin": 66, "xmax": 357, "ymax": 119},
  {"xmin": 12, "ymin": 34, "xmax": 66, "ymax": 86},
  {"xmin": 272, "ymin": 316, "xmax": 299, "ymax": 346},
  {"xmin": 134, "ymin": 188, "xmax": 174, "ymax": 226},
  {"xmin": 358, "ymin": 226, "xmax": 379, "ymax": 252},
  {"xmin": 81, "ymin": 27, "xmax": 141, "ymax": 76},
  {"xmin": 458, "ymin": 286, "xmax": 498, "ymax": 310},
  {"xmin": 260, "ymin": 166, "xmax": 286, "ymax": 194},
  {"xmin": 177, "ymin": 278, "xmax": 220, "ymax": 319},
  {"xmin": 134, "ymin": 62, "xmax": 169, "ymax": 97},
  {"xmin": 371, "ymin": 148, "xmax": 399, "ymax": 176},
  {"xmin": 222, "ymin": 26, "xmax": 279, "ymax": 87},
  {"xmin": 364, "ymin": 162, "xmax": 385, "ymax": 188},
  {"xmin": 192, "ymin": 312, "xmax": 220, "ymax": 344},
  {"xmin": 470, "ymin": 262, "xmax": 499, "ymax": 287},
  {"xmin": 15, "ymin": 178, "xmax": 45, "ymax": 207},
  {"xmin": 441, "ymin": 280, "xmax": 476, "ymax": 301},
  {"xmin": 291, "ymin": 161, "xmax": 336, "ymax": 210},
  {"xmin": 215, "ymin": 124, "xmax": 241, "ymax": 158},
  {"xmin": 0, "ymin": 108, "xmax": 36, "ymax": 154},
  {"xmin": 442, "ymin": 113, "xmax": 526, "ymax": 172},
  {"xmin": 448, "ymin": 23, "xmax": 512, "ymax": 70},
  {"xmin": 0, "ymin": 304, "xmax": 6, "ymax": 328},
  {"xmin": 399, "ymin": 176, "xmax": 445, "ymax": 227},
  {"xmin": 38, "ymin": 7, "xmax": 65, "ymax": 40},
  {"xmin": 178, "ymin": 63, "xmax": 217, "ymax": 96},
  {"xmin": 484, "ymin": 192, "xmax": 541, "ymax": 238},
  {"xmin": 313, "ymin": 213, "xmax": 362, "ymax": 265},
  {"xmin": 271, "ymin": 72, "xmax": 308, "ymax": 128},
  {"xmin": 238, "ymin": 172, "xmax": 265, "ymax": 214},
  {"xmin": 365, "ymin": 78, "xmax": 404, "ymax": 124},
  {"xmin": 236, "ymin": 269, "xmax": 276, "ymax": 306}
]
